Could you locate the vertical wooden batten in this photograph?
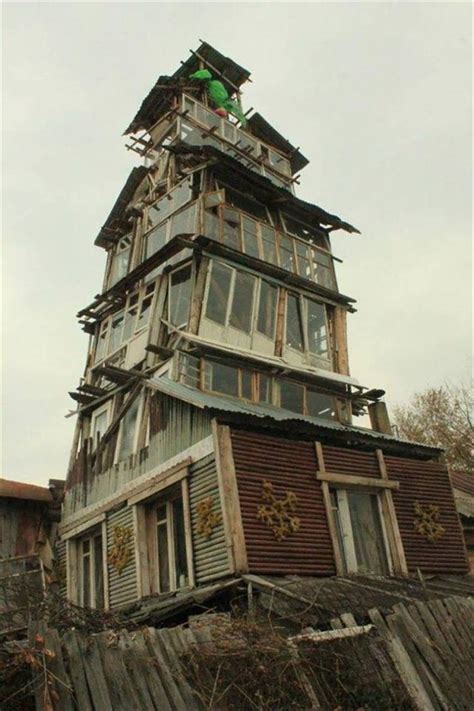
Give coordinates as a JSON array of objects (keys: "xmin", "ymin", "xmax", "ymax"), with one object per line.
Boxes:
[
  {"xmin": 212, "ymin": 420, "xmax": 248, "ymax": 574},
  {"xmin": 315, "ymin": 441, "xmax": 344, "ymax": 575},
  {"xmin": 376, "ymin": 449, "xmax": 408, "ymax": 575}
]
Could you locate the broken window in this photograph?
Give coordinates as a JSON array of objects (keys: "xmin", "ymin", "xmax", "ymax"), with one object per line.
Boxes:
[
  {"xmin": 169, "ymin": 264, "xmax": 192, "ymax": 327},
  {"xmin": 146, "ymin": 177, "xmax": 192, "ymax": 232},
  {"xmin": 136, "ymin": 282, "xmax": 155, "ymax": 331},
  {"xmin": 90, "ymin": 404, "xmax": 110, "ymax": 452},
  {"xmin": 122, "ymin": 294, "xmax": 139, "ymax": 341},
  {"xmin": 257, "ymin": 281, "xmax": 278, "ymax": 339},
  {"xmin": 78, "ymin": 529, "xmax": 104, "ymax": 609},
  {"xmin": 295, "ymin": 241, "xmax": 311, "ymax": 280},
  {"xmin": 108, "ymin": 311, "xmax": 125, "ymax": 354},
  {"xmin": 278, "ymin": 234, "xmax": 295, "ymax": 272},
  {"xmin": 285, "ymin": 294, "xmax": 304, "ymax": 352},
  {"xmin": 330, "ymin": 490, "xmax": 389, "ymax": 575},
  {"xmin": 205, "ymin": 261, "xmax": 233, "ymax": 325},
  {"xmin": 311, "ymin": 248, "xmax": 336, "ymax": 290}
]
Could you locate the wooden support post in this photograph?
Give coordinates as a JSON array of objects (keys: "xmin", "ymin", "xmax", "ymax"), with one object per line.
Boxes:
[
  {"xmin": 333, "ymin": 306, "xmax": 350, "ymax": 375},
  {"xmin": 212, "ymin": 420, "xmax": 248, "ymax": 574},
  {"xmin": 315, "ymin": 442, "xmax": 344, "ymax": 575},
  {"xmin": 369, "ymin": 401, "xmax": 392, "ymax": 435},
  {"xmin": 376, "ymin": 449, "xmax": 408, "ymax": 575}
]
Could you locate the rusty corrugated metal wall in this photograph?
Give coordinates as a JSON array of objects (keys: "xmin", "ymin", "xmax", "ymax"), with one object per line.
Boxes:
[
  {"xmin": 385, "ymin": 454, "xmax": 468, "ymax": 574},
  {"xmin": 231, "ymin": 429, "xmax": 468, "ymax": 577},
  {"xmin": 231, "ymin": 429, "xmax": 336, "ymax": 575}
]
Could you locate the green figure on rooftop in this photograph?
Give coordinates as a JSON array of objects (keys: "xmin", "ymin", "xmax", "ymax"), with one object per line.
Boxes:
[{"xmin": 189, "ymin": 69, "xmax": 247, "ymax": 126}]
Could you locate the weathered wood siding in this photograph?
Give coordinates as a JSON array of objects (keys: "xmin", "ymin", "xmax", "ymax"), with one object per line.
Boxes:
[
  {"xmin": 231, "ymin": 429, "xmax": 335, "ymax": 575},
  {"xmin": 385, "ymin": 454, "xmax": 468, "ymax": 574},
  {"xmin": 106, "ymin": 506, "xmax": 137, "ymax": 608},
  {"xmin": 64, "ymin": 395, "xmax": 212, "ymax": 517},
  {"xmin": 0, "ymin": 501, "xmax": 19, "ymax": 558},
  {"xmin": 189, "ymin": 455, "xmax": 231, "ymax": 583},
  {"xmin": 55, "ymin": 538, "xmax": 68, "ymax": 598}
]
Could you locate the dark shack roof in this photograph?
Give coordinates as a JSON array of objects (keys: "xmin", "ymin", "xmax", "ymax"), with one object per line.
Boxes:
[
  {"xmin": 171, "ymin": 142, "xmax": 360, "ymax": 234},
  {"xmin": 95, "ymin": 166, "xmax": 148, "ymax": 248},
  {"xmin": 0, "ymin": 478, "xmax": 53, "ymax": 503},
  {"xmin": 248, "ymin": 112, "xmax": 309, "ymax": 174},
  {"xmin": 125, "ymin": 42, "xmax": 251, "ymax": 135}
]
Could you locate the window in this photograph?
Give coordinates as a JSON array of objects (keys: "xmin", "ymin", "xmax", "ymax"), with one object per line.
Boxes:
[
  {"xmin": 279, "ymin": 380, "xmax": 305, "ymax": 413},
  {"xmin": 229, "ymin": 271, "xmax": 256, "ymax": 333},
  {"xmin": 146, "ymin": 177, "xmax": 192, "ymax": 232},
  {"xmin": 286, "ymin": 294, "xmax": 304, "ymax": 352},
  {"xmin": 136, "ymin": 282, "xmax": 156, "ymax": 331},
  {"xmin": 257, "ymin": 281, "xmax": 278, "ymax": 338},
  {"xmin": 109, "ymin": 235, "xmax": 132, "ymax": 287},
  {"xmin": 205, "ymin": 261, "xmax": 233, "ymax": 325},
  {"xmin": 78, "ymin": 529, "xmax": 104, "ymax": 608},
  {"xmin": 149, "ymin": 489, "xmax": 189, "ymax": 593},
  {"xmin": 116, "ymin": 396, "xmax": 141, "ymax": 462},
  {"xmin": 203, "ymin": 360, "xmax": 239, "ymax": 397},
  {"xmin": 169, "ymin": 264, "xmax": 192, "ymax": 327},
  {"xmin": 306, "ymin": 299, "xmax": 329, "ymax": 359},
  {"xmin": 330, "ymin": 490, "xmax": 390, "ymax": 575},
  {"xmin": 90, "ymin": 404, "xmax": 110, "ymax": 451},
  {"xmin": 306, "ymin": 390, "xmax": 336, "ymax": 419}
]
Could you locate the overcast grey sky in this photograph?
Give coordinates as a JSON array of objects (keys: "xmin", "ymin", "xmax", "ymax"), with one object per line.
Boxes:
[{"xmin": 2, "ymin": 2, "xmax": 472, "ymax": 486}]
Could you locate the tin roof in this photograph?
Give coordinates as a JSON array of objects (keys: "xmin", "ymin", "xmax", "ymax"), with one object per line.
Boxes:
[
  {"xmin": 451, "ymin": 470, "xmax": 474, "ymax": 497},
  {"xmin": 247, "ymin": 112, "xmax": 309, "ymax": 174},
  {"xmin": 148, "ymin": 376, "xmax": 440, "ymax": 456},
  {"xmin": 0, "ymin": 478, "xmax": 53, "ymax": 503}
]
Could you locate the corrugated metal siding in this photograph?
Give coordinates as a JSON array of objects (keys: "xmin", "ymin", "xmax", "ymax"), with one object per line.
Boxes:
[
  {"xmin": 64, "ymin": 395, "xmax": 212, "ymax": 517},
  {"xmin": 322, "ymin": 445, "xmax": 380, "ymax": 477},
  {"xmin": 231, "ymin": 430, "xmax": 335, "ymax": 576},
  {"xmin": 106, "ymin": 506, "xmax": 137, "ymax": 609},
  {"xmin": 385, "ymin": 455, "xmax": 468, "ymax": 574},
  {"xmin": 0, "ymin": 502, "xmax": 19, "ymax": 558},
  {"xmin": 189, "ymin": 455, "xmax": 230, "ymax": 583},
  {"xmin": 55, "ymin": 539, "xmax": 67, "ymax": 598}
]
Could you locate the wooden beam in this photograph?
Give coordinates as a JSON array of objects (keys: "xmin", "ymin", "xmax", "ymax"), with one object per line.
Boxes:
[
  {"xmin": 376, "ymin": 449, "xmax": 408, "ymax": 575},
  {"xmin": 315, "ymin": 442, "xmax": 344, "ymax": 575},
  {"xmin": 316, "ymin": 471, "xmax": 399, "ymax": 490},
  {"xmin": 212, "ymin": 420, "xmax": 248, "ymax": 574}
]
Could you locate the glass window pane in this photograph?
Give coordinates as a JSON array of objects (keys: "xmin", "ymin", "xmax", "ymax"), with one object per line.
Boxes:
[
  {"xmin": 306, "ymin": 391, "xmax": 336, "ymax": 420},
  {"xmin": 242, "ymin": 217, "xmax": 260, "ymax": 258},
  {"xmin": 92, "ymin": 411, "xmax": 108, "ymax": 450},
  {"xmin": 312, "ymin": 248, "xmax": 336, "ymax": 290},
  {"xmin": 172, "ymin": 498, "xmax": 188, "ymax": 588},
  {"xmin": 205, "ymin": 262, "xmax": 232, "ymax": 325},
  {"xmin": 108, "ymin": 312, "xmax": 124, "ymax": 354},
  {"xmin": 259, "ymin": 373, "xmax": 272, "ymax": 404},
  {"xmin": 222, "ymin": 208, "xmax": 241, "ymax": 251},
  {"xmin": 82, "ymin": 547, "xmax": 91, "ymax": 607},
  {"xmin": 279, "ymin": 380, "xmax": 305, "ymax": 413},
  {"xmin": 257, "ymin": 281, "xmax": 277, "ymax": 338},
  {"xmin": 169, "ymin": 265, "xmax": 192, "ymax": 327},
  {"xmin": 123, "ymin": 296, "xmax": 139, "ymax": 341},
  {"xmin": 144, "ymin": 223, "xmax": 167, "ymax": 259},
  {"xmin": 117, "ymin": 397, "xmax": 140, "ymax": 461},
  {"xmin": 295, "ymin": 241, "xmax": 311, "ymax": 280},
  {"xmin": 157, "ymin": 521, "xmax": 170, "ymax": 592},
  {"xmin": 347, "ymin": 492, "xmax": 388, "ymax": 575},
  {"xmin": 207, "ymin": 361, "xmax": 239, "ymax": 397},
  {"xmin": 169, "ymin": 203, "xmax": 196, "ymax": 240},
  {"xmin": 306, "ymin": 299, "xmax": 329, "ymax": 357},
  {"xmin": 261, "ymin": 225, "xmax": 278, "ymax": 265},
  {"xmin": 204, "ymin": 208, "xmax": 221, "ymax": 242},
  {"xmin": 279, "ymin": 234, "xmax": 295, "ymax": 272},
  {"xmin": 94, "ymin": 535, "xmax": 104, "ymax": 609},
  {"xmin": 241, "ymin": 370, "xmax": 252, "ymax": 400},
  {"xmin": 286, "ymin": 295, "xmax": 304, "ymax": 351},
  {"xmin": 229, "ymin": 271, "xmax": 255, "ymax": 333}
]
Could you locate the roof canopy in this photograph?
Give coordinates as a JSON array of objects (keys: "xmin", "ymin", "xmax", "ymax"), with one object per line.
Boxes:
[{"xmin": 247, "ymin": 113, "xmax": 309, "ymax": 174}]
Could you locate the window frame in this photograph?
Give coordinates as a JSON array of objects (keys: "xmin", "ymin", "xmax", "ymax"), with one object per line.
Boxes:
[
  {"xmin": 132, "ymin": 472, "xmax": 194, "ymax": 597},
  {"xmin": 68, "ymin": 523, "xmax": 107, "ymax": 609},
  {"xmin": 114, "ymin": 394, "xmax": 144, "ymax": 464},
  {"xmin": 90, "ymin": 401, "xmax": 113, "ymax": 452}
]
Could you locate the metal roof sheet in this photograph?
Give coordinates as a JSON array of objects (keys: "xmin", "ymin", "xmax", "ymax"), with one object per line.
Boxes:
[
  {"xmin": 247, "ymin": 112, "xmax": 309, "ymax": 174},
  {"xmin": 0, "ymin": 478, "xmax": 53, "ymax": 503},
  {"xmin": 147, "ymin": 376, "xmax": 439, "ymax": 453}
]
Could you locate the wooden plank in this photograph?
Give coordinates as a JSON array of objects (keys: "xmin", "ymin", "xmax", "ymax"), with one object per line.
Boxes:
[
  {"xmin": 314, "ymin": 442, "xmax": 344, "ymax": 575},
  {"xmin": 76, "ymin": 634, "xmax": 113, "ymax": 710},
  {"xmin": 188, "ymin": 256, "xmax": 209, "ymax": 334},
  {"xmin": 131, "ymin": 629, "xmax": 173, "ymax": 711},
  {"xmin": 156, "ymin": 628, "xmax": 199, "ymax": 708},
  {"xmin": 340, "ymin": 612, "xmax": 357, "ymax": 627},
  {"xmin": 376, "ymin": 449, "xmax": 408, "ymax": 574},
  {"xmin": 114, "ymin": 630, "xmax": 158, "ymax": 711},
  {"xmin": 181, "ymin": 476, "xmax": 196, "ymax": 588},
  {"xmin": 332, "ymin": 306, "xmax": 350, "ymax": 375},
  {"xmin": 316, "ymin": 471, "xmax": 399, "ymax": 489},
  {"xmin": 212, "ymin": 421, "xmax": 248, "ymax": 574},
  {"xmin": 43, "ymin": 627, "xmax": 73, "ymax": 711},
  {"xmin": 144, "ymin": 627, "xmax": 187, "ymax": 710},
  {"xmin": 62, "ymin": 630, "xmax": 93, "ymax": 711},
  {"xmin": 94, "ymin": 633, "xmax": 136, "ymax": 711},
  {"xmin": 368, "ymin": 607, "xmax": 434, "ymax": 711},
  {"xmin": 127, "ymin": 461, "xmax": 190, "ymax": 505},
  {"xmin": 385, "ymin": 611, "xmax": 442, "ymax": 711}
]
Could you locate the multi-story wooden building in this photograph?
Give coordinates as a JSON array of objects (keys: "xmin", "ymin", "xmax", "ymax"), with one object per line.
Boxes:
[{"xmin": 58, "ymin": 43, "xmax": 468, "ymax": 610}]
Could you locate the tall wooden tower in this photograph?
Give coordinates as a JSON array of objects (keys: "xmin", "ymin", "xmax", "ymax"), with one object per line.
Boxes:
[{"xmin": 59, "ymin": 43, "xmax": 467, "ymax": 610}]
